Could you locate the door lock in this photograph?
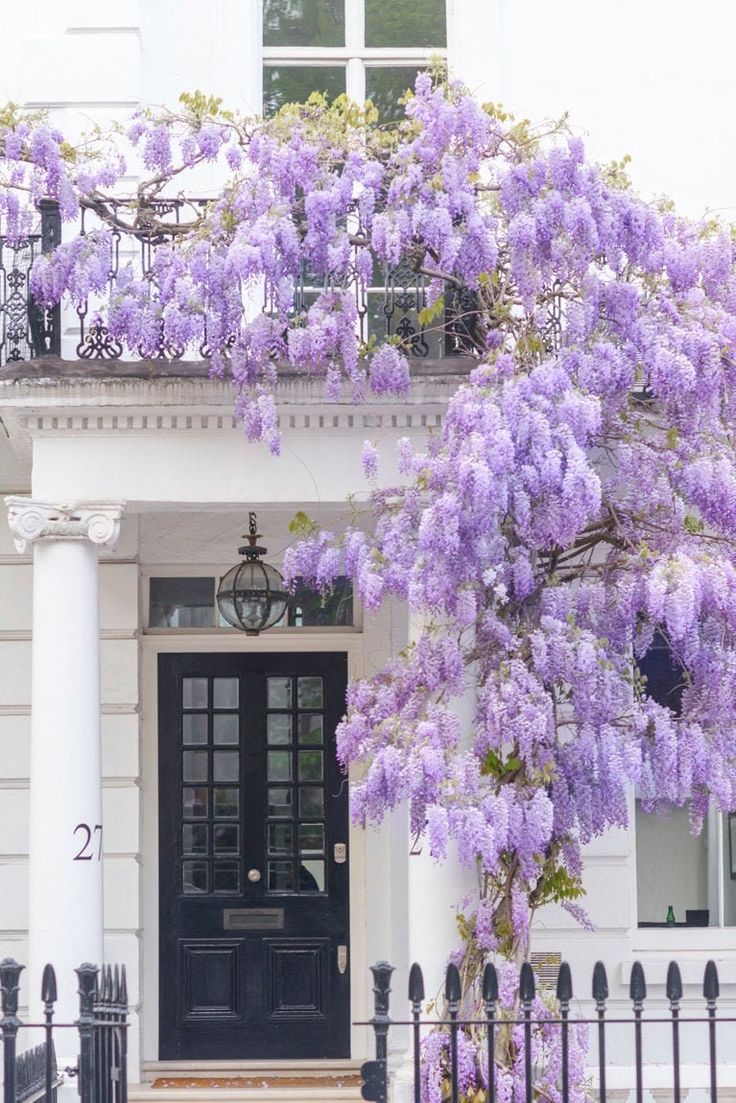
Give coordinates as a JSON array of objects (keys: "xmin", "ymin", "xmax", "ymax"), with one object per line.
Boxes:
[
  {"xmin": 337, "ymin": 945, "xmax": 348, "ymax": 974},
  {"xmin": 334, "ymin": 843, "xmax": 347, "ymax": 864},
  {"xmin": 247, "ymin": 868, "xmax": 261, "ymax": 883}
]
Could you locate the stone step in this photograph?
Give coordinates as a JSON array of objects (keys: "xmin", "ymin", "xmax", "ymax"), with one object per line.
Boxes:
[{"xmin": 130, "ymin": 1062, "xmax": 364, "ymax": 1102}]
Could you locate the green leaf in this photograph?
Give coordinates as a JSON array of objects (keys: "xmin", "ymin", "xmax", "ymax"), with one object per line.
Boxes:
[
  {"xmin": 418, "ymin": 294, "xmax": 445, "ymax": 327},
  {"xmin": 288, "ymin": 511, "xmax": 318, "ymax": 536}
]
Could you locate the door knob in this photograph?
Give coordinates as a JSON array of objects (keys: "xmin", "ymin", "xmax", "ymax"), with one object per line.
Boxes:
[{"xmin": 247, "ymin": 868, "xmax": 261, "ymax": 883}]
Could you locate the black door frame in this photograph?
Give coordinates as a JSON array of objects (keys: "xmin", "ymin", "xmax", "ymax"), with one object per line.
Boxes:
[{"xmin": 155, "ymin": 648, "xmax": 352, "ymax": 1061}]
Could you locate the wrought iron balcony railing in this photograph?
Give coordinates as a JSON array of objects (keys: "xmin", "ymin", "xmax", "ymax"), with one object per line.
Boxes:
[{"xmin": 0, "ymin": 199, "xmax": 479, "ymax": 369}]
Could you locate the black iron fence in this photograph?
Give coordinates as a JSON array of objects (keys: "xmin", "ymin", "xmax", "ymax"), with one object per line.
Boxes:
[
  {"xmin": 0, "ymin": 959, "xmax": 127, "ymax": 1103},
  {"xmin": 361, "ymin": 957, "xmax": 731, "ymax": 1103}
]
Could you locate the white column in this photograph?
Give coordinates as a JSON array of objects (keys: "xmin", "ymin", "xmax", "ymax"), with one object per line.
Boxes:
[{"xmin": 5, "ymin": 498, "xmax": 124, "ymax": 1027}]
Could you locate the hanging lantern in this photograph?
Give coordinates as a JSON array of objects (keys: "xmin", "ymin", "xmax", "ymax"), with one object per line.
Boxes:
[{"xmin": 217, "ymin": 512, "xmax": 289, "ymax": 635}]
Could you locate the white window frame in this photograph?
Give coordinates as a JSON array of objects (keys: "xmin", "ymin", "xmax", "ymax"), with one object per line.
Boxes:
[{"xmin": 262, "ymin": 0, "xmax": 448, "ymax": 108}]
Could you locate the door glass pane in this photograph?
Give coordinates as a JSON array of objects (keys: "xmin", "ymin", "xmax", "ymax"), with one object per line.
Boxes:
[
  {"xmin": 269, "ymin": 823, "xmax": 294, "ymax": 855},
  {"xmin": 183, "ymin": 713, "xmax": 208, "ymax": 745},
  {"xmin": 268, "ymin": 787, "xmax": 293, "ymax": 816},
  {"xmin": 298, "ymin": 676, "xmax": 323, "ymax": 709},
  {"xmin": 298, "ymin": 714, "xmax": 323, "ymax": 743},
  {"xmin": 299, "ymin": 750, "xmax": 324, "ymax": 781},
  {"xmin": 213, "ymin": 751, "xmax": 239, "ymax": 782},
  {"xmin": 365, "ymin": 0, "xmax": 446, "ymax": 46},
  {"xmin": 268, "ymin": 713, "xmax": 292, "ymax": 745},
  {"xmin": 267, "ymin": 676, "xmax": 292, "ymax": 709},
  {"xmin": 213, "ymin": 861, "xmax": 240, "ymax": 893},
  {"xmin": 299, "ymin": 859, "xmax": 325, "ymax": 892},
  {"xmin": 183, "ymin": 860, "xmax": 208, "ymax": 894},
  {"xmin": 366, "ymin": 67, "xmax": 421, "ymax": 124},
  {"xmin": 268, "ymin": 751, "xmax": 292, "ymax": 782},
  {"xmin": 183, "ymin": 824, "xmax": 208, "ymax": 854},
  {"xmin": 213, "ymin": 678, "xmax": 239, "ymax": 708},
  {"xmin": 300, "ymin": 786, "xmax": 324, "ymax": 818},
  {"xmin": 214, "ymin": 824, "xmax": 239, "ymax": 854},
  {"xmin": 182, "ymin": 677, "xmax": 208, "ymax": 709},
  {"xmin": 183, "ymin": 750, "xmax": 208, "ymax": 782},
  {"xmin": 213, "ymin": 788, "xmax": 239, "ymax": 818},
  {"xmin": 183, "ymin": 787, "xmax": 208, "ymax": 818},
  {"xmin": 263, "ymin": 65, "xmax": 346, "ymax": 117},
  {"xmin": 268, "ymin": 861, "xmax": 294, "ymax": 891},
  {"xmin": 263, "ymin": 0, "xmax": 345, "ymax": 46},
  {"xmin": 299, "ymin": 823, "xmax": 324, "ymax": 855},
  {"xmin": 213, "ymin": 713, "xmax": 239, "ymax": 745}
]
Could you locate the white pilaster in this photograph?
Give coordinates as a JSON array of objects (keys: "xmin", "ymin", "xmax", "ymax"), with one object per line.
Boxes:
[{"xmin": 5, "ymin": 499, "xmax": 124, "ymax": 1027}]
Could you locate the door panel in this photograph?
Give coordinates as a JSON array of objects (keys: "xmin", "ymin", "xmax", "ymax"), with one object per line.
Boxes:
[{"xmin": 158, "ymin": 652, "xmax": 349, "ymax": 1059}]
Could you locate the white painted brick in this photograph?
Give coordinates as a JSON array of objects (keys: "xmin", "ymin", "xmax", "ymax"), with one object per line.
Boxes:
[
  {"xmin": 102, "ymin": 713, "xmax": 139, "ymax": 778},
  {"xmin": 0, "ymin": 716, "xmax": 30, "ymax": 778},
  {"xmin": 0, "ymin": 789, "xmax": 28, "ymax": 855},
  {"xmin": 100, "ymin": 563, "xmax": 139, "ymax": 632},
  {"xmin": 101, "ymin": 639, "xmax": 138, "ymax": 705},
  {"xmin": 103, "ymin": 858, "xmax": 139, "ymax": 930},
  {"xmin": 102, "ymin": 786, "xmax": 139, "ymax": 854},
  {"xmin": 0, "ymin": 642, "xmax": 31, "ymax": 706}
]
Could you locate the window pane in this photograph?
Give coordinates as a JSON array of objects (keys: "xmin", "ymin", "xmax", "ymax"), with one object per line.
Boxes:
[
  {"xmin": 213, "ymin": 678, "xmax": 239, "ymax": 708},
  {"xmin": 150, "ymin": 577, "xmax": 214, "ymax": 628},
  {"xmin": 299, "ymin": 859, "xmax": 325, "ymax": 892},
  {"xmin": 636, "ymin": 800, "xmax": 709, "ymax": 926},
  {"xmin": 268, "ymin": 787, "xmax": 293, "ymax": 817},
  {"xmin": 268, "ymin": 861, "xmax": 294, "ymax": 891},
  {"xmin": 214, "ymin": 824, "xmax": 239, "ymax": 854},
  {"xmin": 183, "ymin": 787, "xmax": 208, "ymax": 818},
  {"xmin": 213, "ymin": 861, "xmax": 240, "ymax": 893},
  {"xmin": 288, "ymin": 577, "xmax": 353, "ymax": 626},
  {"xmin": 183, "ymin": 860, "xmax": 208, "ymax": 894},
  {"xmin": 213, "ymin": 788, "xmax": 239, "ymax": 818},
  {"xmin": 299, "ymin": 823, "xmax": 324, "ymax": 855},
  {"xmin": 183, "ymin": 824, "xmax": 208, "ymax": 855},
  {"xmin": 263, "ymin": 0, "xmax": 345, "ymax": 46},
  {"xmin": 298, "ymin": 714, "xmax": 324, "ymax": 744},
  {"xmin": 213, "ymin": 751, "xmax": 239, "ymax": 782},
  {"xmin": 299, "ymin": 750, "xmax": 324, "ymax": 781},
  {"xmin": 268, "ymin": 714, "xmax": 292, "ymax": 745},
  {"xmin": 183, "ymin": 750, "xmax": 208, "ymax": 783},
  {"xmin": 182, "ymin": 677, "xmax": 208, "ymax": 709},
  {"xmin": 213, "ymin": 714, "xmax": 239, "ymax": 745},
  {"xmin": 298, "ymin": 676, "xmax": 323, "ymax": 709},
  {"xmin": 366, "ymin": 67, "xmax": 421, "ymax": 125},
  {"xmin": 365, "ymin": 0, "xmax": 446, "ymax": 47},
  {"xmin": 300, "ymin": 786, "xmax": 324, "ymax": 818},
  {"xmin": 267, "ymin": 677, "xmax": 292, "ymax": 709},
  {"xmin": 268, "ymin": 751, "xmax": 293, "ymax": 782},
  {"xmin": 183, "ymin": 713, "xmax": 208, "ymax": 745},
  {"xmin": 263, "ymin": 65, "xmax": 346, "ymax": 117},
  {"xmin": 269, "ymin": 823, "xmax": 294, "ymax": 855}
]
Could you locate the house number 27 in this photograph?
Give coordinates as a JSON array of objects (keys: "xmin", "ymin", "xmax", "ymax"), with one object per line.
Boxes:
[{"xmin": 73, "ymin": 823, "xmax": 103, "ymax": 861}]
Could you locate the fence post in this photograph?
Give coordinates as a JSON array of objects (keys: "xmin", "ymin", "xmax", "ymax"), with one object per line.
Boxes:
[
  {"xmin": 75, "ymin": 964, "xmax": 98, "ymax": 1103},
  {"xmin": 483, "ymin": 963, "xmax": 498, "ymax": 1103},
  {"xmin": 630, "ymin": 961, "xmax": 646, "ymax": 1103},
  {"xmin": 592, "ymin": 961, "xmax": 608, "ymax": 1103},
  {"xmin": 556, "ymin": 962, "xmax": 572, "ymax": 1103},
  {"xmin": 0, "ymin": 959, "xmax": 23, "ymax": 1103},
  {"xmin": 360, "ymin": 962, "xmax": 393, "ymax": 1103},
  {"xmin": 408, "ymin": 964, "xmax": 424, "ymax": 1103},
  {"xmin": 28, "ymin": 200, "xmax": 61, "ymax": 358},
  {"xmin": 704, "ymin": 960, "xmax": 719, "ymax": 1103},
  {"xmin": 445, "ymin": 963, "xmax": 461, "ymax": 1103},
  {"xmin": 41, "ymin": 964, "xmax": 58, "ymax": 1102},
  {"xmin": 666, "ymin": 960, "xmax": 682, "ymax": 1103},
  {"xmin": 520, "ymin": 962, "xmax": 535, "ymax": 1103}
]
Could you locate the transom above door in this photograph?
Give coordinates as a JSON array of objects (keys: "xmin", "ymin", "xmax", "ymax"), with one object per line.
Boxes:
[{"xmin": 158, "ymin": 652, "xmax": 350, "ymax": 1060}]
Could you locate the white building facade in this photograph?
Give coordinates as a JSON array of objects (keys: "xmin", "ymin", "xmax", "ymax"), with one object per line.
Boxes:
[{"xmin": 1, "ymin": 3, "xmax": 736, "ymax": 1099}]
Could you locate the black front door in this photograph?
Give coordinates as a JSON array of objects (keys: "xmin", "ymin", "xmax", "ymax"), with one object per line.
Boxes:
[{"xmin": 158, "ymin": 652, "xmax": 350, "ymax": 1060}]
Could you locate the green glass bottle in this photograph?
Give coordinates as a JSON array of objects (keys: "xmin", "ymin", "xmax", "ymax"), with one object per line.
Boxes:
[{"xmin": 666, "ymin": 904, "xmax": 675, "ymax": 926}]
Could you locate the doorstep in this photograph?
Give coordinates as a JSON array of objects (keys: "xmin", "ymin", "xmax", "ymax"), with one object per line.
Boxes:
[{"xmin": 130, "ymin": 1060, "xmax": 364, "ymax": 1103}]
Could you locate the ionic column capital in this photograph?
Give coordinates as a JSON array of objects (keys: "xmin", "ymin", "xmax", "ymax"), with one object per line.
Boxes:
[{"xmin": 5, "ymin": 497, "xmax": 125, "ymax": 553}]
